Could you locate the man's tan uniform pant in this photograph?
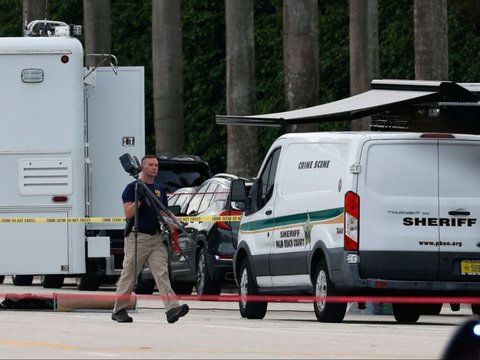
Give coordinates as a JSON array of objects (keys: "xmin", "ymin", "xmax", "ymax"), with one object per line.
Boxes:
[{"xmin": 113, "ymin": 232, "xmax": 179, "ymax": 314}]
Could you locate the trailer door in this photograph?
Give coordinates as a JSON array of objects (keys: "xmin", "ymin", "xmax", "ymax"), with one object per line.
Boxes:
[{"xmin": 85, "ymin": 67, "xmax": 145, "ymax": 231}]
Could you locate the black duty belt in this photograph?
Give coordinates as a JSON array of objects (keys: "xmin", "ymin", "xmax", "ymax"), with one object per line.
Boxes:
[{"xmin": 139, "ymin": 229, "xmax": 161, "ymax": 235}]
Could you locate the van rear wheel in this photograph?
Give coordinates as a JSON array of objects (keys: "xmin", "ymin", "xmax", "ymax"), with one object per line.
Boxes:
[
  {"xmin": 238, "ymin": 257, "xmax": 267, "ymax": 319},
  {"xmin": 313, "ymin": 259, "xmax": 347, "ymax": 323}
]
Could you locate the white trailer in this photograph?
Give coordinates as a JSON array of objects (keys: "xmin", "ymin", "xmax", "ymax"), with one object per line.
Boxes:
[{"xmin": 0, "ymin": 21, "xmax": 144, "ymax": 289}]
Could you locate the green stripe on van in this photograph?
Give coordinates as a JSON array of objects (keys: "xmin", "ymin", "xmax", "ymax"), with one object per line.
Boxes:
[{"xmin": 240, "ymin": 207, "xmax": 343, "ymax": 232}]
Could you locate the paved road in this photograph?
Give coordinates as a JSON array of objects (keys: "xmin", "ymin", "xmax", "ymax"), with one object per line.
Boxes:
[{"xmin": 0, "ymin": 278, "xmax": 475, "ymax": 359}]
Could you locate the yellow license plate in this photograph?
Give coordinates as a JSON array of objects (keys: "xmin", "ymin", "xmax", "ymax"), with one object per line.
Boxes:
[{"xmin": 461, "ymin": 260, "xmax": 480, "ymax": 275}]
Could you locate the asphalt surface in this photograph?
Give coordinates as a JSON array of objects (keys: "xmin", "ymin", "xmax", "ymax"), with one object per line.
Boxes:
[{"xmin": 0, "ymin": 277, "xmax": 477, "ymax": 359}]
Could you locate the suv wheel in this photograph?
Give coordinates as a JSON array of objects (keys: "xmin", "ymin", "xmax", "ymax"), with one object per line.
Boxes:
[
  {"xmin": 168, "ymin": 262, "xmax": 194, "ymax": 295},
  {"xmin": 313, "ymin": 259, "xmax": 347, "ymax": 323},
  {"xmin": 171, "ymin": 280, "xmax": 194, "ymax": 295},
  {"xmin": 134, "ymin": 276, "xmax": 155, "ymax": 295},
  {"xmin": 238, "ymin": 257, "xmax": 267, "ymax": 319},
  {"xmin": 196, "ymin": 248, "xmax": 221, "ymax": 296},
  {"xmin": 392, "ymin": 303, "xmax": 420, "ymax": 323}
]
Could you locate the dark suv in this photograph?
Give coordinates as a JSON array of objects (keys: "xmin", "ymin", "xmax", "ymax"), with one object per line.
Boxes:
[
  {"xmin": 168, "ymin": 174, "xmax": 250, "ymax": 296},
  {"xmin": 155, "ymin": 155, "xmax": 211, "ymax": 193}
]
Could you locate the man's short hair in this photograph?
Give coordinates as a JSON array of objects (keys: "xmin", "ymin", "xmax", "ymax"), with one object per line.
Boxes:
[{"xmin": 141, "ymin": 155, "xmax": 157, "ymax": 164}]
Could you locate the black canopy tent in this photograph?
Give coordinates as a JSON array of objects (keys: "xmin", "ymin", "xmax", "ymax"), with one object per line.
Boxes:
[{"xmin": 215, "ymin": 79, "xmax": 480, "ymax": 131}]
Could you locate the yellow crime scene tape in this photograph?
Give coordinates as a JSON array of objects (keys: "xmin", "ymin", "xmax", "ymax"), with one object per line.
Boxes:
[{"xmin": 0, "ymin": 215, "xmax": 242, "ymax": 223}]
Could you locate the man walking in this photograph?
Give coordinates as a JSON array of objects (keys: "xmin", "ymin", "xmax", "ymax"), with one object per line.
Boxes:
[{"xmin": 112, "ymin": 155, "xmax": 189, "ymax": 323}]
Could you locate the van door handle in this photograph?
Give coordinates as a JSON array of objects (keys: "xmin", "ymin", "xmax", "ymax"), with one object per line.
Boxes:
[
  {"xmin": 449, "ymin": 210, "xmax": 470, "ymax": 216},
  {"xmin": 265, "ymin": 208, "xmax": 272, "ymax": 215}
]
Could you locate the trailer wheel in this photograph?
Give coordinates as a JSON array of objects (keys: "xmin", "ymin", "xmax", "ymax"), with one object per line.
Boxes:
[
  {"xmin": 41, "ymin": 275, "xmax": 64, "ymax": 289},
  {"xmin": 313, "ymin": 259, "xmax": 347, "ymax": 323},
  {"xmin": 76, "ymin": 275, "xmax": 100, "ymax": 291},
  {"xmin": 196, "ymin": 248, "xmax": 221, "ymax": 296},
  {"xmin": 238, "ymin": 257, "xmax": 267, "ymax": 319},
  {"xmin": 392, "ymin": 303, "xmax": 420, "ymax": 323},
  {"xmin": 12, "ymin": 275, "xmax": 34, "ymax": 286}
]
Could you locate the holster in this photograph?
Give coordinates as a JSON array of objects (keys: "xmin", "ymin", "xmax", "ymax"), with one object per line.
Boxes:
[{"xmin": 124, "ymin": 219, "xmax": 134, "ymax": 237}]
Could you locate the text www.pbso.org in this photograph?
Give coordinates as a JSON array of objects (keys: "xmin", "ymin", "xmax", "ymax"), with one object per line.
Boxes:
[{"xmin": 418, "ymin": 241, "xmax": 463, "ymax": 247}]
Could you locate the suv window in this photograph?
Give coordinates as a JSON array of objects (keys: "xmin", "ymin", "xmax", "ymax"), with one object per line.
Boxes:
[
  {"xmin": 213, "ymin": 184, "xmax": 229, "ymax": 202},
  {"xmin": 186, "ymin": 183, "xmax": 209, "ymax": 215},
  {"xmin": 168, "ymin": 188, "xmax": 197, "ymax": 215},
  {"xmin": 184, "ymin": 179, "xmax": 234, "ymax": 215},
  {"xmin": 211, "ymin": 184, "xmax": 229, "ymax": 211},
  {"xmin": 197, "ymin": 183, "xmax": 217, "ymax": 213}
]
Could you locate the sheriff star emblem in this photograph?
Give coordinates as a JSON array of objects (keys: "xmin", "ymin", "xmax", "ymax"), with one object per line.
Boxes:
[{"xmin": 303, "ymin": 211, "xmax": 313, "ymax": 246}]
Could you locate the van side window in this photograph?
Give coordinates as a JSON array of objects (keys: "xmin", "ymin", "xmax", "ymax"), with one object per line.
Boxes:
[{"xmin": 259, "ymin": 147, "xmax": 281, "ymax": 206}]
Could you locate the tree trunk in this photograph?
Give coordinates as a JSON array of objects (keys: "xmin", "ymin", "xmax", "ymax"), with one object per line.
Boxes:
[
  {"xmin": 225, "ymin": 0, "xmax": 258, "ymax": 177},
  {"xmin": 83, "ymin": 0, "xmax": 111, "ymax": 67},
  {"xmin": 152, "ymin": 0, "xmax": 184, "ymax": 157},
  {"xmin": 22, "ymin": 0, "xmax": 46, "ymax": 34},
  {"xmin": 283, "ymin": 0, "xmax": 319, "ymax": 133},
  {"xmin": 414, "ymin": 0, "xmax": 448, "ymax": 80},
  {"xmin": 349, "ymin": 0, "xmax": 379, "ymax": 131}
]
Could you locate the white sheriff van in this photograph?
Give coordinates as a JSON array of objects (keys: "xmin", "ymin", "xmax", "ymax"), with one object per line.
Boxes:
[{"xmin": 218, "ymin": 80, "xmax": 480, "ymax": 323}]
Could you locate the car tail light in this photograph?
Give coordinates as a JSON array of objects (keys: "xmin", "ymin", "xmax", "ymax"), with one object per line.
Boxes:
[
  {"xmin": 344, "ymin": 191, "xmax": 359, "ymax": 251},
  {"xmin": 215, "ymin": 209, "xmax": 242, "ymax": 230}
]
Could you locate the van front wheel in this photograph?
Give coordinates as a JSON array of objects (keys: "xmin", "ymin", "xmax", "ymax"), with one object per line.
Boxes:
[
  {"xmin": 238, "ymin": 258, "xmax": 267, "ymax": 319},
  {"xmin": 313, "ymin": 259, "xmax": 347, "ymax": 323}
]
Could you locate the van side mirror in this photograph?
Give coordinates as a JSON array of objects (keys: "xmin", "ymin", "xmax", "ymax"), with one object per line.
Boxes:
[{"xmin": 230, "ymin": 179, "xmax": 246, "ymax": 206}]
